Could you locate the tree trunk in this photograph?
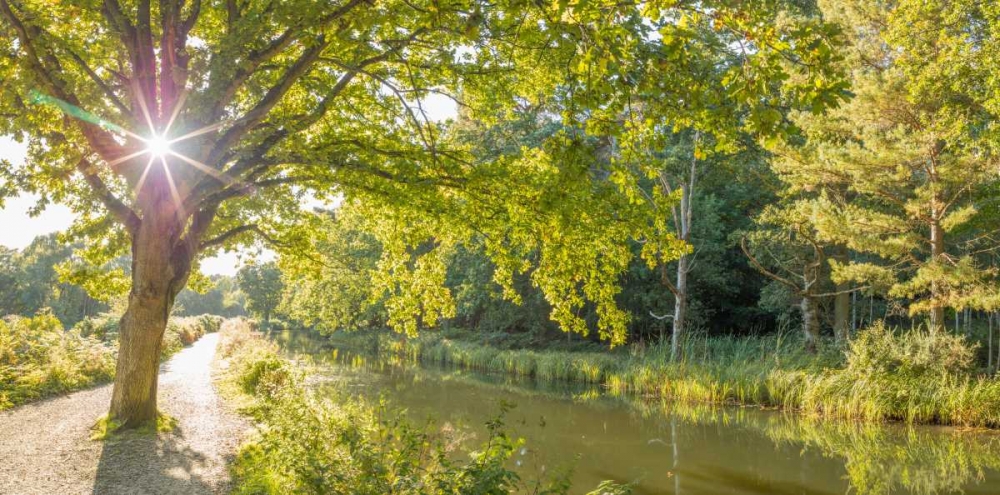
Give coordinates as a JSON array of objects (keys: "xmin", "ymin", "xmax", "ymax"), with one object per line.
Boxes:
[
  {"xmin": 800, "ymin": 295, "xmax": 820, "ymax": 352},
  {"xmin": 671, "ymin": 255, "xmax": 689, "ymax": 361},
  {"xmin": 109, "ymin": 285, "xmax": 169, "ymax": 427},
  {"xmin": 832, "ymin": 247, "xmax": 851, "ymax": 344},
  {"xmin": 989, "ymin": 312, "xmax": 994, "ymax": 372},
  {"xmin": 108, "ymin": 199, "xmax": 187, "ymax": 428},
  {"xmin": 661, "ymin": 131, "xmax": 698, "ymax": 362},
  {"xmin": 834, "ymin": 290, "xmax": 850, "ymax": 343},
  {"xmin": 929, "ymin": 212, "xmax": 945, "ymax": 331},
  {"xmin": 851, "ymin": 290, "xmax": 857, "ymax": 332}
]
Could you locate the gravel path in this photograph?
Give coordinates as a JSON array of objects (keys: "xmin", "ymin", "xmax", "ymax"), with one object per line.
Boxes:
[{"xmin": 0, "ymin": 333, "xmax": 248, "ymax": 495}]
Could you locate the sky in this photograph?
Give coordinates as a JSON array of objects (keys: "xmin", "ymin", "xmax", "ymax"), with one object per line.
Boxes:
[{"xmin": 0, "ymin": 94, "xmax": 457, "ymax": 276}]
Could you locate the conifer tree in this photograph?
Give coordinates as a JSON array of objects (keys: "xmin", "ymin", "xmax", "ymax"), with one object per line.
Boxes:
[{"xmin": 768, "ymin": 0, "xmax": 1000, "ymax": 330}]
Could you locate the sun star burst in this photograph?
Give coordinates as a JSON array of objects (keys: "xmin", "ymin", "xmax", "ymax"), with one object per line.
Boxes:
[{"xmin": 145, "ymin": 135, "xmax": 171, "ymax": 159}]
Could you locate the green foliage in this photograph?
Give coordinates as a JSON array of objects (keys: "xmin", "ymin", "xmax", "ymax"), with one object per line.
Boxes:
[
  {"xmin": 584, "ymin": 481, "xmax": 634, "ymax": 495},
  {"xmin": 766, "ymin": 0, "xmax": 1000, "ymax": 321},
  {"xmin": 0, "ymin": 312, "xmax": 115, "ymax": 410},
  {"xmin": 218, "ymin": 320, "xmax": 602, "ymax": 494},
  {"xmin": 0, "ymin": 0, "xmax": 848, "ymax": 352},
  {"xmin": 174, "ymin": 275, "xmax": 246, "ymax": 318},
  {"xmin": 237, "ymin": 262, "xmax": 284, "ymax": 324},
  {"xmin": 74, "ymin": 313, "xmax": 120, "ymax": 341},
  {"xmin": 0, "ymin": 234, "xmax": 109, "ymax": 327},
  {"xmin": 796, "ymin": 322, "xmax": 1000, "ymax": 425},
  {"xmin": 0, "ymin": 312, "xmax": 221, "ymax": 411},
  {"xmin": 846, "ymin": 322, "xmax": 975, "ymax": 380},
  {"xmin": 280, "ymin": 207, "xmax": 388, "ymax": 333}
]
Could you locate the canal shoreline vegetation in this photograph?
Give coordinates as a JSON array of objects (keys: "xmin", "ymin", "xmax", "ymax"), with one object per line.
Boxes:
[
  {"xmin": 217, "ymin": 319, "xmax": 633, "ymax": 495},
  {"xmin": 0, "ymin": 313, "xmax": 222, "ymax": 411},
  {"xmin": 324, "ymin": 322, "xmax": 1000, "ymax": 428},
  {"xmin": 273, "ymin": 323, "xmax": 1000, "ymax": 495}
]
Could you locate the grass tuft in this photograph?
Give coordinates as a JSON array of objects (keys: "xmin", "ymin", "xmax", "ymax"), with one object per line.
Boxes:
[{"xmin": 90, "ymin": 411, "xmax": 178, "ymax": 440}]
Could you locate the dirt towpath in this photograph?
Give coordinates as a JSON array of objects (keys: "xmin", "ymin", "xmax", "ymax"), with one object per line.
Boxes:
[{"xmin": 0, "ymin": 332, "xmax": 248, "ymax": 495}]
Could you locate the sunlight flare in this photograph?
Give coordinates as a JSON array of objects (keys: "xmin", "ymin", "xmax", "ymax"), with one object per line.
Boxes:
[{"xmin": 145, "ymin": 135, "xmax": 171, "ymax": 159}]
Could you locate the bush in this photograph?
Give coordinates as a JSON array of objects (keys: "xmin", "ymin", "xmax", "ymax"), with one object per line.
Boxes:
[
  {"xmin": 75, "ymin": 313, "xmax": 119, "ymax": 341},
  {"xmin": 0, "ymin": 312, "xmax": 116, "ymax": 410},
  {"xmin": 845, "ymin": 322, "xmax": 975, "ymax": 380}
]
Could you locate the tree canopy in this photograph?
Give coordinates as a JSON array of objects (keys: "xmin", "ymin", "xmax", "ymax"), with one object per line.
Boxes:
[
  {"xmin": 0, "ymin": 0, "xmax": 848, "ymax": 425},
  {"xmin": 0, "ymin": 0, "xmax": 847, "ymax": 343}
]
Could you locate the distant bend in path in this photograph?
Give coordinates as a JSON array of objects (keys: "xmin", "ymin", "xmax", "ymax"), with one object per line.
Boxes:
[{"xmin": 0, "ymin": 332, "xmax": 248, "ymax": 495}]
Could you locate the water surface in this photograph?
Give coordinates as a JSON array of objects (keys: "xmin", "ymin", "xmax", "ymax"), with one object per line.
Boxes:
[{"xmin": 271, "ymin": 330, "xmax": 1000, "ymax": 495}]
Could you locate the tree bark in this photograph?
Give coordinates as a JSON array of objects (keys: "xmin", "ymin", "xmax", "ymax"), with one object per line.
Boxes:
[
  {"xmin": 832, "ymin": 248, "xmax": 851, "ymax": 344},
  {"xmin": 671, "ymin": 255, "xmax": 688, "ymax": 361},
  {"xmin": 667, "ymin": 131, "xmax": 698, "ymax": 361},
  {"xmin": 989, "ymin": 311, "xmax": 994, "ymax": 372},
  {"xmin": 800, "ymin": 295, "xmax": 820, "ymax": 352},
  {"xmin": 108, "ymin": 195, "xmax": 187, "ymax": 428},
  {"xmin": 929, "ymin": 218, "xmax": 945, "ymax": 331}
]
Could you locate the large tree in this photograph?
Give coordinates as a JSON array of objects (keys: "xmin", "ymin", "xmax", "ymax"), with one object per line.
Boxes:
[
  {"xmin": 236, "ymin": 261, "xmax": 282, "ymax": 324},
  {"xmin": 0, "ymin": 0, "xmax": 845, "ymax": 428},
  {"xmin": 769, "ymin": 0, "xmax": 1000, "ymax": 330},
  {"xmin": 608, "ymin": 2, "xmax": 847, "ymax": 358}
]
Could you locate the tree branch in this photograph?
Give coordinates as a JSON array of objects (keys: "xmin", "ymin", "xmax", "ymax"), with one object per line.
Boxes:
[
  {"xmin": 101, "ymin": 0, "xmax": 136, "ymax": 47},
  {"xmin": 77, "ymin": 158, "xmax": 140, "ymax": 233},
  {"xmin": 0, "ymin": 1, "xmax": 129, "ymax": 162},
  {"xmin": 207, "ymin": 0, "xmax": 366, "ymax": 122},
  {"xmin": 741, "ymin": 236, "xmax": 803, "ymax": 292},
  {"xmin": 199, "ymin": 224, "xmax": 283, "ymax": 251},
  {"xmin": 206, "ymin": 36, "xmax": 329, "ymax": 166},
  {"xmin": 183, "ymin": 0, "xmax": 202, "ymax": 35},
  {"xmin": 63, "ymin": 47, "xmax": 130, "ymax": 116},
  {"xmin": 196, "ymin": 175, "xmax": 316, "ymax": 209}
]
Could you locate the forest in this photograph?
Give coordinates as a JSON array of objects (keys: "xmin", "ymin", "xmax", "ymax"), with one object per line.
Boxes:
[{"xmin": 2, "ymin": 0, "xmax": 1000, "ymax": 494}]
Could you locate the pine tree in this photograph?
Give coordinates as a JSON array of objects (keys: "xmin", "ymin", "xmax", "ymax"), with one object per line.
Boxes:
[{"xmin": 768, "ymin": 0, "xmax": 1000, "ymax": 330}]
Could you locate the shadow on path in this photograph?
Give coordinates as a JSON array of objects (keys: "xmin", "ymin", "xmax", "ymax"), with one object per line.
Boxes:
[{"xmin": 92, "ymin": 425, "xmax": 217, "ymax": 495}]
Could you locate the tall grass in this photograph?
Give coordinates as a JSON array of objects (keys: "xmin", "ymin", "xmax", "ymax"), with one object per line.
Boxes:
[{"xmin": 333, "ymin": 323, "xmax": 1000, "ymax": 428}]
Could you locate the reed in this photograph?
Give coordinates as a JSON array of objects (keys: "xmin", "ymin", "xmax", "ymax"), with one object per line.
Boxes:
[{"xmin": 332, "ymin": 323, "xmax": 1000, "ymax": 428}]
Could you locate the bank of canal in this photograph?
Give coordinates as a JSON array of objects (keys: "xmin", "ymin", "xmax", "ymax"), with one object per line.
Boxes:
[{"xmin": 270, "ymin": 329, "xmax": 1000, "ymax": 495}]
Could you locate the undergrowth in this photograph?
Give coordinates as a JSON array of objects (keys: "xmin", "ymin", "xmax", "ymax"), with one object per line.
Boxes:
[{"xmin": 0, "ymin": 311, "xmax": 224, "ymax": 411}]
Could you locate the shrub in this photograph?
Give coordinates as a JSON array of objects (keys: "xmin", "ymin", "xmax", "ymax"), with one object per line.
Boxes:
[
  {"xmin": 845, "ymin": 322, "xmax": 976, "ymax": 380},
  {"xmin": 75, "ymin": 313, "xmax": 120, "ymax": 341},
  {"xmin": 0, "ymin": 312, "xmax": 116, "ymax": 410}
]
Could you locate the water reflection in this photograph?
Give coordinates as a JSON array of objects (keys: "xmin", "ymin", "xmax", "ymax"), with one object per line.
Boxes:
[{"xmin": 267, "ymin": 330, "xmax": 1000, "ymax": 495}]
